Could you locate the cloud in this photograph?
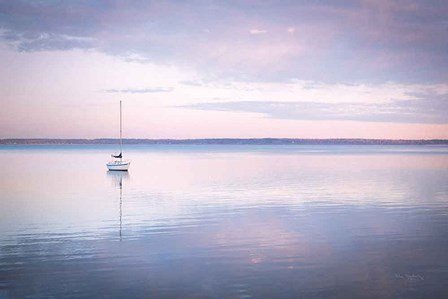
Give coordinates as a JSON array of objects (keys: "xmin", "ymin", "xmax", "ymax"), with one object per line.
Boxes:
[
  {"xmin": 179, "ymin": 80, "xmax": 207, "ymax": 87},
  {"xmin": 0, "ymin": 0, "xmax": 447, "ymax": 83},
  {"xmin": 103, "ymin": 87, "xmax": 174, "ymax": 94},
  {"xmin": 249, "ymin": 29, "xmax": 267, "ymax": 34},
  {"xmin": 2, "ymin": 32, "xmax": 95, "ymax": 51},
  {"xmin": 184, "ymin": 92, "xmax": 448, "ymax": 124}
]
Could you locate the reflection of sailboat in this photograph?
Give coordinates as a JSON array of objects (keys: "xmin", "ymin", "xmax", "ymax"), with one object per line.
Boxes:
[
  {"xmin": 107, "ymin": 171, "xmax": 129, "ymax": 241},
  {"xmin": 107, "ymin": 100, "xmax": 131, "ymax": 171}
]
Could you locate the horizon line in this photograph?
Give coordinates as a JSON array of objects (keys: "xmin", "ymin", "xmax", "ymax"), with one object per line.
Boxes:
[
  {"xmin": 2, "ymin": 137, "xmax": 448, "ymax": 140},
  {"xmin": 1, "ymin": 138, "xmax": 448, "ymax": 145}
]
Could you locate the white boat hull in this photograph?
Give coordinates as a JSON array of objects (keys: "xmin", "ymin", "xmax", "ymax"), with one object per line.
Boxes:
[{"xmin": 107, "ymin": 160, "xmax": 131, "ymax": 171}]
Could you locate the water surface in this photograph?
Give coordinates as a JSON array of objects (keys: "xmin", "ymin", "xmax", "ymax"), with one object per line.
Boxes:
[{"xmin": 1, "ymin": 145, "xmax": 448, "ymax": 298}]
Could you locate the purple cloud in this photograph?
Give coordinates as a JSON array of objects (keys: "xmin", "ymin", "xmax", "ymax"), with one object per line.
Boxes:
[
  {"xmin": 185, "ymin": 91, "xmax": 448, "ymax": 124},
  {"xmin": 0, "ymin": 0, "xmax": 447, "ymax": 83},
  {"xmin": 103, "ymin": 87, "xmax": 174, "ymax": 94}
]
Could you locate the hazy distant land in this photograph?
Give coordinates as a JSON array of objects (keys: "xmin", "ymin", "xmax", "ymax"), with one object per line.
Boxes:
[{"xmin": 1, "ymin": 138, "xmax": 448, "ymax": 145}]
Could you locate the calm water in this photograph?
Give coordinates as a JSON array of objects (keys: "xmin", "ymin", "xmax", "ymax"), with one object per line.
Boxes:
[{"xmin": 1, "ymin": 144, "xmax": 448, "ymax": 298}]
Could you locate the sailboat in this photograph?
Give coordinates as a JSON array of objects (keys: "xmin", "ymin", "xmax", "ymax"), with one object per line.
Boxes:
[{"xmin": 107, "ymin": 100, "xmax": 131, "ymax": 171}]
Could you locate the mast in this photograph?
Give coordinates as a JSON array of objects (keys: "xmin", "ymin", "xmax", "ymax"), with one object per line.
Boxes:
[{"xmin": 119, "ymin": 100, "xmax": 122, "ymax": 161}]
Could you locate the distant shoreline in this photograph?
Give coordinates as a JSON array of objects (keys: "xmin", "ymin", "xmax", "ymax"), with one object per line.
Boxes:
[{"xmin": 1, "ymin": 138, "xmax": 448, "ymax": 145}]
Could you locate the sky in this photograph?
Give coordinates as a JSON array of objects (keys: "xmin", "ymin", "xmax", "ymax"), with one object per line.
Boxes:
[{"xmin": 0, "ymin": 0, "xmax": 447, "ymax": 139}]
